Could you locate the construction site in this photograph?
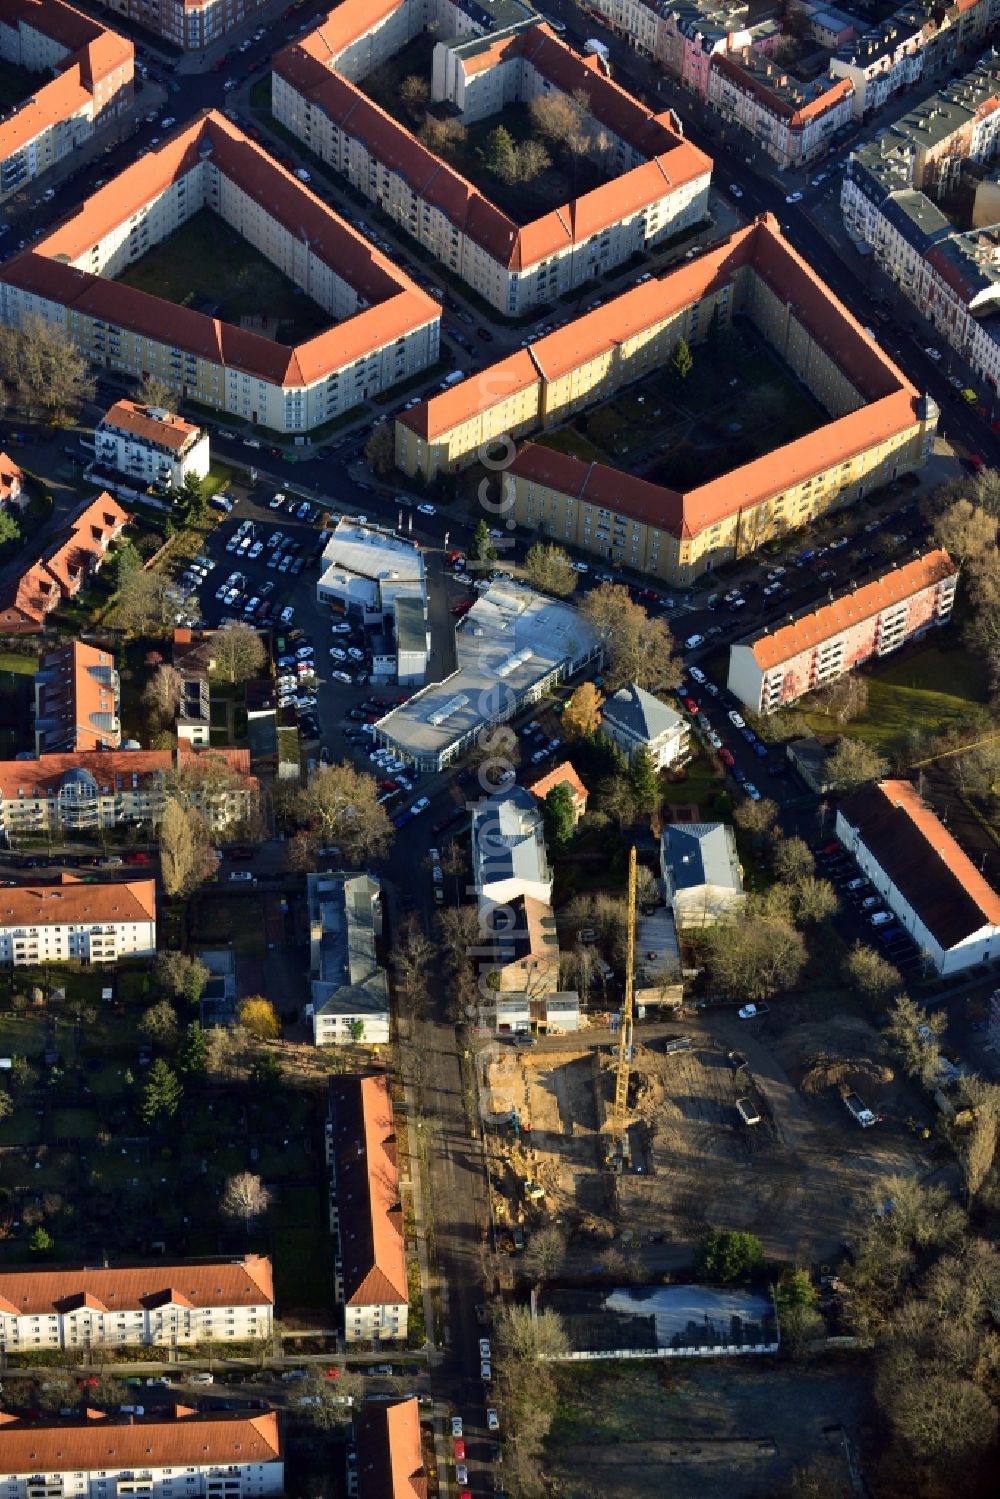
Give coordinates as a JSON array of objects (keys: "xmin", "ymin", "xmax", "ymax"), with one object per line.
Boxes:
[{"xmin": 478, "ymin": 861, "xmax": 930, "ymax": 1268}]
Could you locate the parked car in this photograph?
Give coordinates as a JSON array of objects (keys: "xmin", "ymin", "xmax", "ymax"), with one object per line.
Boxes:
[{"xmin": 737, "ymin": 1003, "xmax": 769, "ymax": 1019}]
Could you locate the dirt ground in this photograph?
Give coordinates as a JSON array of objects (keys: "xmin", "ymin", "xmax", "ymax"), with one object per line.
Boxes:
[
  {"xmin": 482, "ymin": 1000, "xmax": 932, "ymax": 1266},
  {"xmin": 545, "ymin": 1360, "xmax": 868, "ymax": 1499}
]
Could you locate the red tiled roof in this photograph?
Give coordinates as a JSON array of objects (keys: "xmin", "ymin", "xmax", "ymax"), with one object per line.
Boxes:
[
  {"xmin": 526, "ymin": 760, "xmax": 589, "ymax": 808},
  {"xmin": 100, "ymin": 400, "xmax": 201, "ymax": 453},
  {"xmin": 5, "ymin": 112, "xmax": 438, "ymax": 389},
  {"xmin": 748, "ymin": 550, "xmax": 956, "ymax": 669},
  {"xmin": 0, "ymin": 1255, "xmax": 274, "ymax": 1319},
  {"xmin": 0, "ymin": 745, "xmax": 256, "ymax": 802},
  {"xmin": 328, "ymin": 1074, "xmax": 407, "ymax": 1309},
  {"xmin": 0, "ymin": 0, "xmax": 133, "ymax": 160},
  {"xmin": 277, "ymin": 12, "xmax": 710, "ymax": 272},
  {"xmin": 356, "ymin": 1399, "xmax": 427, "ymax": 1499},
  {"xmin": 0, "ymin": 873, "xmax": 155, "ymax": 930},
  {"xmin": 398, "ymin": 349, "xmax": 539, "ymax": 441},
  {"xmin": 0, "ymin": 451, "xmax": 23, "ymax": 502},
  {"xmin": 0, "ymin": 1411, "xmax": 280, "ymax": 1474},
  {"xmin": 35, "ymin": 639, "xmax": 119, "ymax": 753},
  {"xmin": 420, "ymin": 216, "xmax": 926, "ymax": 537}
]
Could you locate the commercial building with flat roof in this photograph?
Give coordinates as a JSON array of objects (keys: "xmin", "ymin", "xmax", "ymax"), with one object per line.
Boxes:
[
  {"xmin": 728, "ymin": 549, "xmax": 958, "ymax": 713},
  {"xmin": 274, "ymin": 2, "xmax": 711, "ymax": 315},
  {"xmin": 836, "ymin": 779, "xmax": 1000, "ymax": 973},
  {"xmin": 0, "ymin": 0, "xmax": 133, "ymax": 204},
  {"xmin": 375, "ymin": 580, "xmax": 603, "ymax": 770},
  {"xmin": 316, "ymin": 520, "xmax": 426, "ymax": 624},
  {"xmin": 0, "ymin": 111, "xmax": 440, "ymax": 434},
  {"xmin": 401, "ymin": 215, "xmax": 937, "ymax": 583}
]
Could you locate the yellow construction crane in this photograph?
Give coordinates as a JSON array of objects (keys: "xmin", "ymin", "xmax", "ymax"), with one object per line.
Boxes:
[{"xmin": 608, "ymin": 845, "xmax": 637, "ymax": 1172}]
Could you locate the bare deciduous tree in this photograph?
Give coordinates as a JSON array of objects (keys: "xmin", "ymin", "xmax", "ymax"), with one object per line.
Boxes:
[
  {"xmin": 220, "ymin": 1171, "xmax": 273, "ymax": 1234},
  {"xmin": 142, "ymin": 664, "xmax": 184, "ymax": 727}
]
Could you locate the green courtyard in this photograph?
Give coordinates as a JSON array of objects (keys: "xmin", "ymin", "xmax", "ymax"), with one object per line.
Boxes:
[
  {"xmin": 360, "ymin": 35, "xmax": 612, "ymax": 223},
  {"xmin": 0, "ymin": 962, "xmax": 332, "ymax": 1320},
  {"xmin": 538, "ymin": 320, "xmax": 830, "ymax": 490},
  {"xmin": 115, "ymin": 209, "xmax": 332, "ymax": 345},
  {"xmin": 797, "ymin": 642, "xmax": 988, "ymax": 756}
]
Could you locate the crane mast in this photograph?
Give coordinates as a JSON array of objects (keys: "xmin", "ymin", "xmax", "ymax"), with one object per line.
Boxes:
[{"xmin": 609, "ymin": 845, "xmax": 637, "ymax": 1170}]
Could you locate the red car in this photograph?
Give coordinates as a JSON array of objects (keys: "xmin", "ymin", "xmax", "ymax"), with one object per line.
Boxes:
[
  {"xmin": 446, "ymin": 550, "xmax": 464, "ymax": 565},
  {"xmin": 968, "ymin": 453, "xmax": 985, "ymax": 473},
  {"xmin": 454, "ymin": 1438, "xmax": 466, "ymax": 1461},
  {"xmin": 322, "ymin": 1368, "xmax": 340, "ymax": 1381},
  {"xmin": 683, "ymin": 696, "xmax": 699, "ymax": 714},
  {"xmin": 124, "ymin": 851, "xmax": 151, "ymax": 865},
  {"xmin": 641, "ymin": 588, "xmax": 658, "ymax": 602},
  {"xmin": 379, "ymin": 780, "xmax": 398, "ymax": 792},
  {"xmin": 719, "ymin": 747, "xmax": 736, "ymax": 767},
  {"xmin": 450, "ymin": 600, "xmax": 474, "ymax": 617}
]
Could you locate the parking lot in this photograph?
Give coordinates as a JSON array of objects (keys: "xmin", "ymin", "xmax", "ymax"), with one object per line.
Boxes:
[{"xmin": 161, "ymin": 481, "xmax": 484, "ymax": 804}]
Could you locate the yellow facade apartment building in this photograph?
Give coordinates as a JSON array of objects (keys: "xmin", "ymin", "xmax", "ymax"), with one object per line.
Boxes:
[{"xmin": 396, "ymin": 214, "xmax": 938, "ymax": 584}]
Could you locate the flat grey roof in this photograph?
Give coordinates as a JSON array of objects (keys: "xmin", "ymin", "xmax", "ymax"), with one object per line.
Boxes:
[
  {"xmin": 316, "ymin": 520, "xmax": 424, "ymax": 604},
  {"xmin": 377, "ymin": 581, "xmax": 602, "ymax": 760},
  {"xmin": 394, "ymin": 595, "xmax": 426, "ymax": 653}
]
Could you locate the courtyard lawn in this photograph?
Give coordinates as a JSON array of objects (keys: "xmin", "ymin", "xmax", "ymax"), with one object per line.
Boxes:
[
  {"xmin": 798, "ymin": 643, "xmax": 988, "ymax": 755},
  {"xmin": 191, "ymin": 894, "xmax": 267, "ymax": 958},
  {"xmin": 359, "ymin": 35, "xmax": 610, "ymax": 222},
  {"xmin": 116, "ymin": 210, "xmax": 331, "ymax": 344}
]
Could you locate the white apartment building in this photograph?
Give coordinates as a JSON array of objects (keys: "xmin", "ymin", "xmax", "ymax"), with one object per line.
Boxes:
[
  {"xmin": 727, "ymin": 549, "xmax": 958, "ymax": 713},
  {"xmin": 273, "ymin": 2, "xmax": 711, "ymax": 316},
  {"xmin": 600, "ymin": 682, "xmax": 690, "ymax": 770},
  {"xmin": 95, "ymin": 400, "xmax": 210, "ymax": 491},
  {"xmin": 308, "ymin": 871, "xmax": 389, "ymax": 1046},
  {"xmin": 0, "ymin": 1409, "xmax": 283, "ymax": 1499},
  {"xmin": 0, "ymin": 1256, "xmax": 275, "ymax": 1352},
  {"xmin": 0, "ymin": 0, "xmax": 134, "ymax": 204},
  {"xmin": 0, "ymin": 874, "xmax": 156, "ymax": 967},
  {"xmin": 327, "ymin": 1074, "xmax": 408, "ymax": 1345},
  {"xmin": 472, "ymin": 785, "xmax": 552, "ymax": 914},
  {"xmin": 0, "ymin": 747, "xmax": 259, "ymax": 845},
  {"xmin": 0, "ymin": 113, "xmax": 440, "ymax": 434},
  {"xmin": 836, "ymin": 779, "xmax": 1000, "ymax": 973}
]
